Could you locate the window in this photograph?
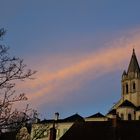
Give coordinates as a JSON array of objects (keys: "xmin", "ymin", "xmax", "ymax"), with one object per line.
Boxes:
[
  {"xmin": 123, "ymin": 85, "xmax": 125, "ymax": 95},
  {"xmin": 126, "ymin": 84, "xmax": 129, "ymax": 94},
  {"xmin": 128, "ymin": 114, "xmax": 132, "ymax": 120},
  {"xmin": 121, "ymin": 113, "xmax": 124, "ymax": 120},
  {"xmin": 133, "ymin": 82, "xmax": 136, "ymax": 92}
]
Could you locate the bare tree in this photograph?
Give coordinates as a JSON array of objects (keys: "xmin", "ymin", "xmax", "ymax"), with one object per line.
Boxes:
[
  {"xmin": 31, "ymin": 123, "xmax": 50, "ymax": 140},
  {"xmin": 0, "ymin": 28, "xmax": 36, "ymax": 133}
]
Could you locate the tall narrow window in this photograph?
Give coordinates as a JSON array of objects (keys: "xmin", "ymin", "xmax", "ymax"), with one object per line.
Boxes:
[
  {"xmin": 133, "ymin": 82, "xmax": 136, "ymax": 92},
  {"xmin": 128, "ymin": 114, "xmax": 132, "ymax": 120},
  {"xmin": 126, "ymin": 84, "xmax": 129, "ymax": 94},
  {"xmin": 123, "ymin": 85, "xmax": 125, "ymax": 95}
]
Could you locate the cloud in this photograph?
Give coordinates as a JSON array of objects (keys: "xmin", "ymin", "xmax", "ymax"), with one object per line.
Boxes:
[{"xmin": 16, "ymin": 29, "xmax": 140, "ymax": 110}]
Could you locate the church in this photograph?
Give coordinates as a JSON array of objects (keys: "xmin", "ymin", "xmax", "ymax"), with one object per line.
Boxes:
[{"xmin": 107, "ymin": 49, "xmax": 140, "ymax": 121}]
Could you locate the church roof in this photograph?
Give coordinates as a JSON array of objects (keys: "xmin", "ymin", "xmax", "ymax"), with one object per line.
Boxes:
[
  {"xmin": 86, "ymin": 112, "xmax": 105, "ymax": 118},
  {"xmin": 107, "ymin": 109, "xmax": 116, "ymax": 115},
  {"xmin": 127, "ymin": 49, "xmax": 140, "ymax": 74},
  {"xmin": 118, "ymin": 100, "xmax": 136, "ymax": 108}
]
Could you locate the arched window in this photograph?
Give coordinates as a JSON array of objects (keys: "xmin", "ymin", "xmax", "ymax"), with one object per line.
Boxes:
[
  {"xmin": 126, "ymin": 84, "xmax": 129, "ymax": 94},
  {"xmin": 133, "ymin": 82, "xmax": 136, "ymax": 92},
  {"xmin": 121, "ymin": 113, "xmax": 124, "ymax": 120},
  {"xmin": 128, "ymin": 114, "xmax": 132, "ymax": 120}
]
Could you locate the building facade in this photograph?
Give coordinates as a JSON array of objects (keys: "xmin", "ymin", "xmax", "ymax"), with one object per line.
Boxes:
[{"xmin": 30, "ymin": 113, "xmax": 84, "ymax": 140}]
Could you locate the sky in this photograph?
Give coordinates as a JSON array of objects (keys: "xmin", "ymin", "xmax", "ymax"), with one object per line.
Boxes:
[{"xmin": 1, "ymin": 0, "xmax": 140, "ymax": 119}]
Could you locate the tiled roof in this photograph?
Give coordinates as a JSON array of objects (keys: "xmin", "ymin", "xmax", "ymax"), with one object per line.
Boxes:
[
  {"xmin": 40, "ymin": 119, "xmax": 54, "ymax": 123},
  {"xmin": 86, "ymin": 112, "xmax": 105, "ymax": 118},
  {"xmin": 60, "ymin": 120, "xmax": 140, "ymax": 140},
  {"xmin": 40, "ymin": 113, "xmax": 84, "ymax": 124},
  {"xmin": 107, "ymin": 109, "xmax": 116, "ymax": 115},
  {"xmin": 63, "ymin": 113, "xmax": 84, "ymax": 122},
  {"xmin": 60, "ymin": 121, "xmax": 113, "ymax": 140}
]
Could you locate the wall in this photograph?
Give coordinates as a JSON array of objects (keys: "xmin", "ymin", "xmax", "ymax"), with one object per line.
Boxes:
[
  {"xmin": 31, "ymin": 122, "xmax": 74, "ymax": 140},
  {"xmin": 116, "ymin": 107, "xmax": 135, "ymax": 120}
]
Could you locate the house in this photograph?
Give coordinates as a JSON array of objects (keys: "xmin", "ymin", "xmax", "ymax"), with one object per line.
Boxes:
[{"xmin": 30, "ymin": 113, "xmax": 84, "ymax": 140}]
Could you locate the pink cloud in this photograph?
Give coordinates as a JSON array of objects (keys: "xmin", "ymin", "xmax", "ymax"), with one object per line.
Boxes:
[{"xmin": 16, "ymin": 30, "xmax": 140, "ymax": 108}]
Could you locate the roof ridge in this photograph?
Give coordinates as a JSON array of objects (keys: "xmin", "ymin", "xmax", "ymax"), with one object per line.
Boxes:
[{"xmin": 86, "ymin": 112, "xmax": 105, "ymax": 118}]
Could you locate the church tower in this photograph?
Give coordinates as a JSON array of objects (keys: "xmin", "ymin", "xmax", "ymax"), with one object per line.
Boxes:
[{"xmin": 122, "ymin": 49, "xmax": 140, "ymax": 106}]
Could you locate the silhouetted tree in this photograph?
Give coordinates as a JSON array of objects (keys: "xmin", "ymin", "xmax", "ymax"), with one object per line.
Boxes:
[
  {"xmin": 31, "ymin": 123, "xmax": 49, "ymax": 140},
  {"xmin": 0, "ymin": 28, "xmax": 37, "ymax": 133}
]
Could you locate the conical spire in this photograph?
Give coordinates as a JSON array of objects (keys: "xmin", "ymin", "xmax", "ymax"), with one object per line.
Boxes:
[
  {"xmin": 122, "ymin": 70, "xmax": 127, "ymax": 76},
  {"xmin": 127, "ymin": 49, "xmax": 140, "ymax": 73}
]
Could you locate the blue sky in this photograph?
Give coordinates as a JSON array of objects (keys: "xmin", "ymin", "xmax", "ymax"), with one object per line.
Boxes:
[{"xmin": 1, "ymin": 0, "xmax": 140, "ymax": 119}]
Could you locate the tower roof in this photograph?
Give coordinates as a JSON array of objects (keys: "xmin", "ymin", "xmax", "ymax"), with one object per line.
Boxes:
[{"xmin": 127, "ymin": 49, "xmax": 140, "ymax": 73}]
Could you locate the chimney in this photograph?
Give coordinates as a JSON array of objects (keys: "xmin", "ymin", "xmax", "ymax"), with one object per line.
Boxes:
[
  {"xmin": 55, "ymin": 112, "xmax": 59, "ymax": 121},
  {"xmin": 112, "ymin": 115, "xmax": 119, "ymax": 140},
  {"xmin": 49, "ymin": 113, "xmax": 59, "ymax": 140},
  {"xmin": 49, "ymin": 127, "xmax": 56, "ymax": 140}
]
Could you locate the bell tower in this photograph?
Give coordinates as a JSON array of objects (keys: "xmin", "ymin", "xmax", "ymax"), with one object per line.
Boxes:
[{"xmin": 122, "ymin": 49, "xmax": 140, "ymax": 106}]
